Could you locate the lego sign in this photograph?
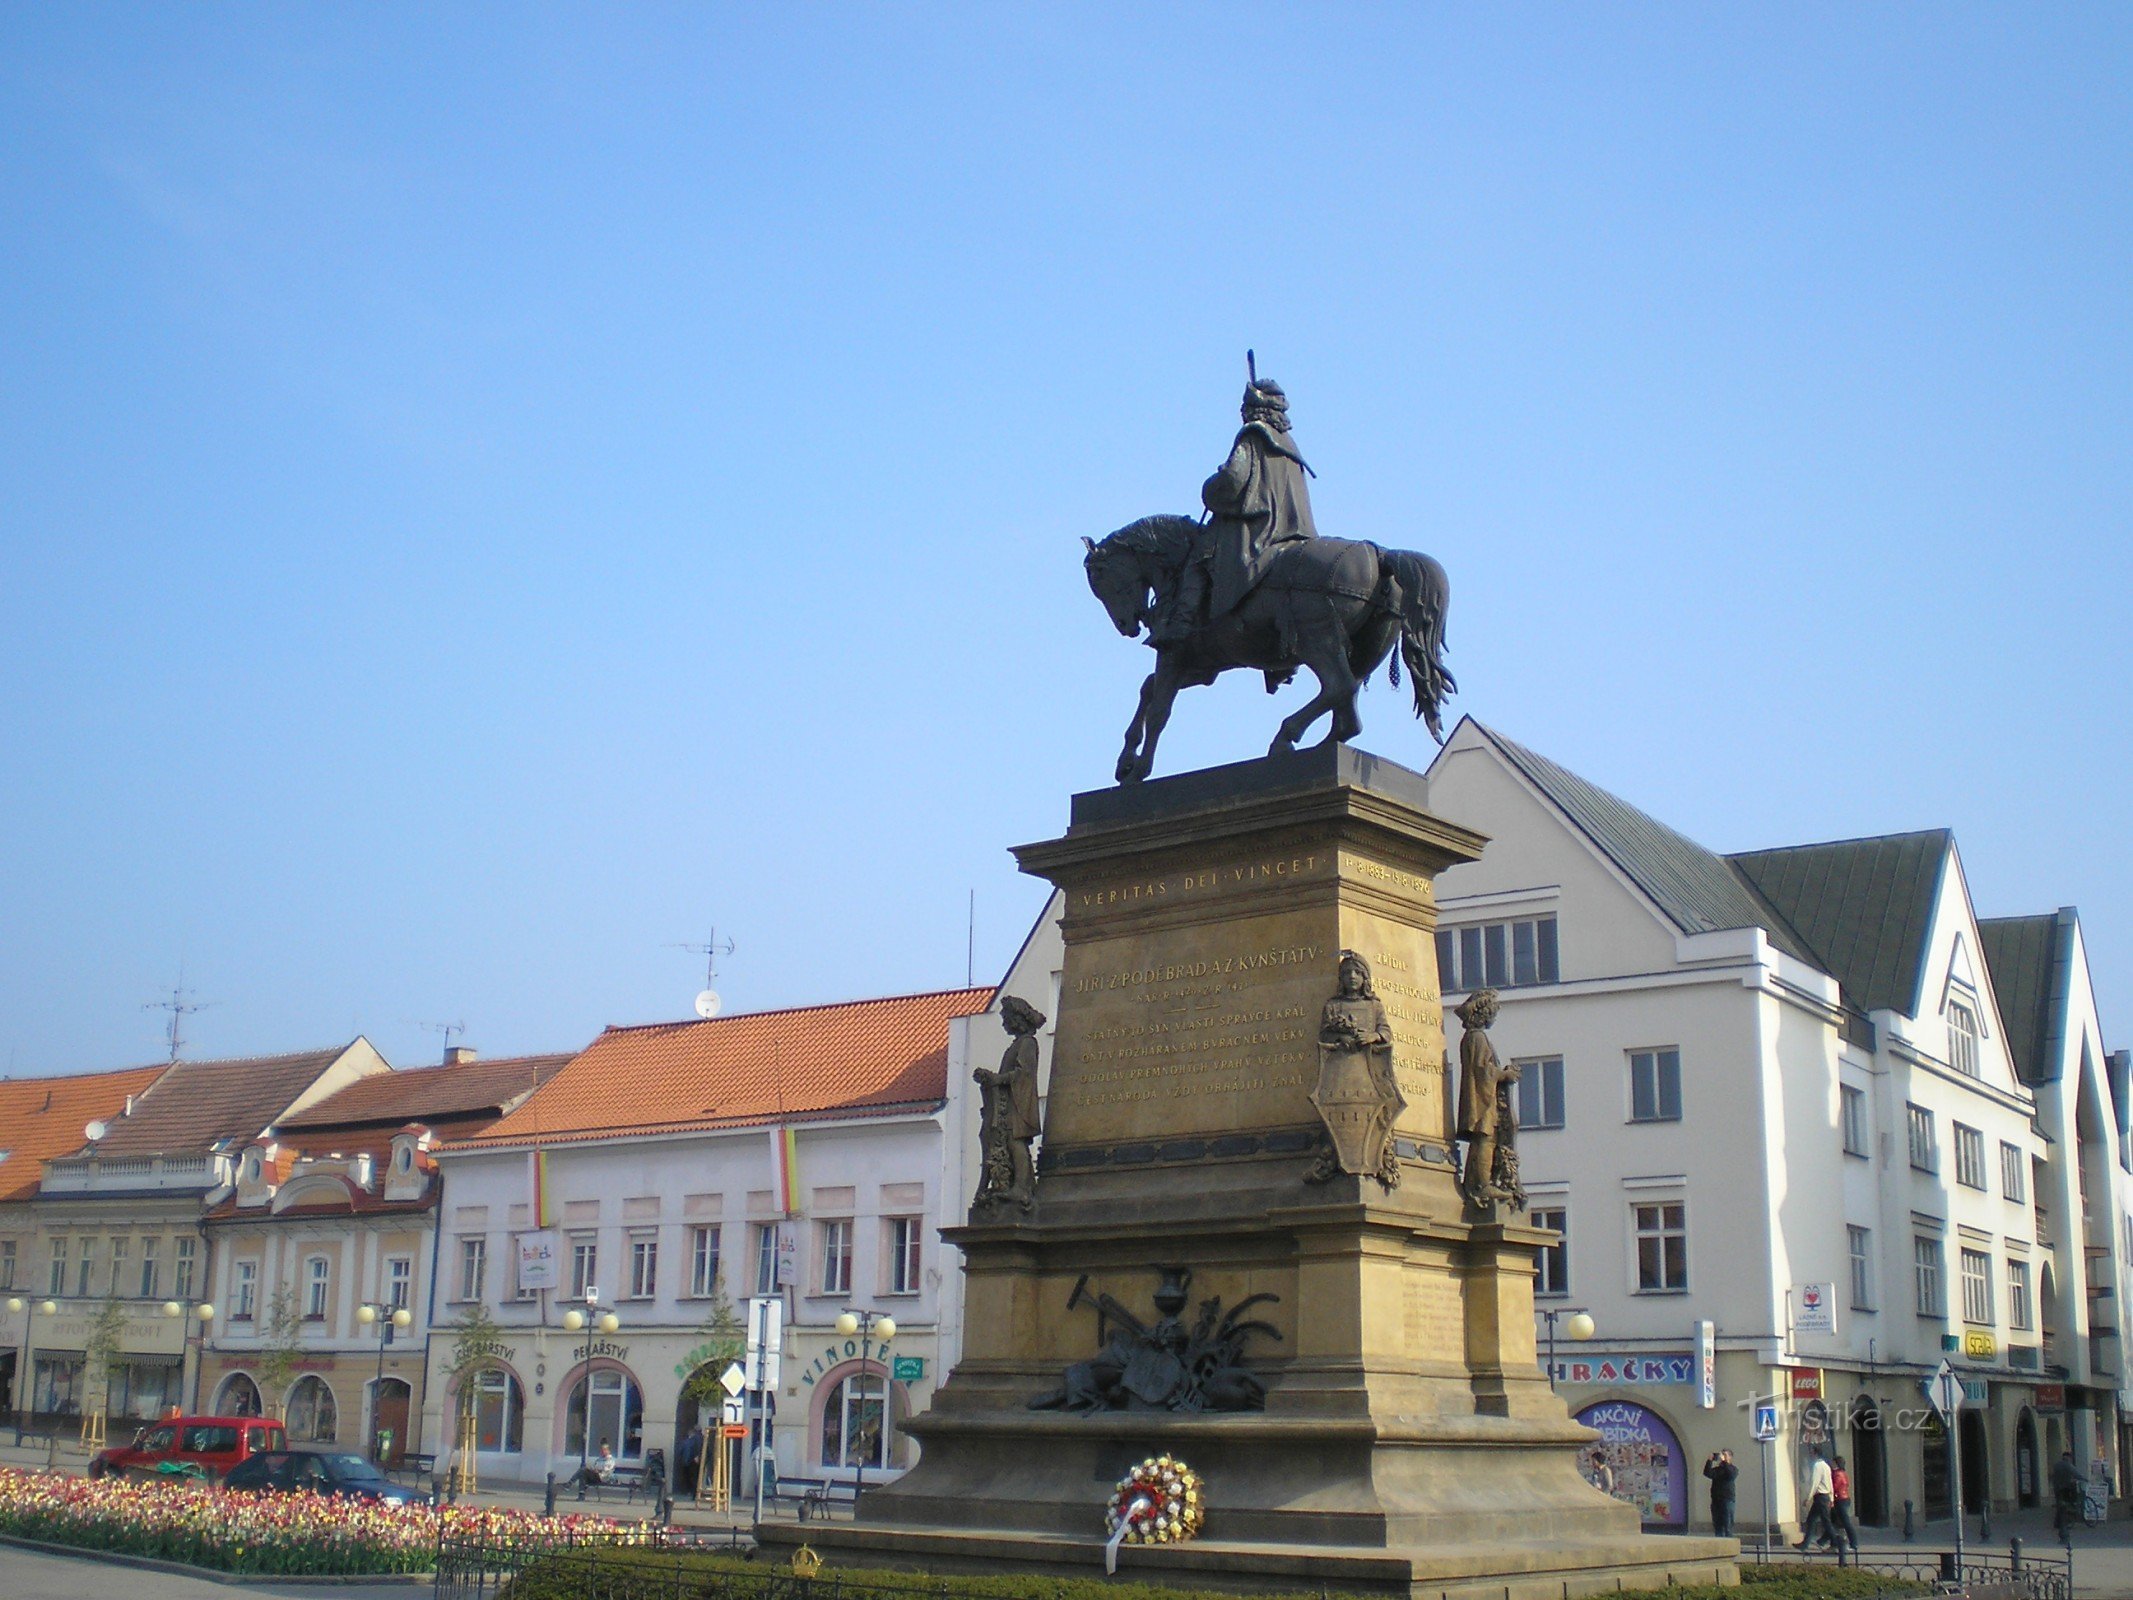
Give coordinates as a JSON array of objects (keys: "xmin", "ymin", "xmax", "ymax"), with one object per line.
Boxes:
[
  {"xmin": 1549, "ymin": 1354, "xmax": 1694, "ymax": 1386},
  {"xmin": 1790, "ymin": 1368, "xmax": 1823, "ymax": 1400}
]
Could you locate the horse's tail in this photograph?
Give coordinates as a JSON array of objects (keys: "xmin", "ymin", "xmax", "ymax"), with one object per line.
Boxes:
[{"xmin": 1381, "ymin": 549, "xmax": 1456, "ymax": 741}]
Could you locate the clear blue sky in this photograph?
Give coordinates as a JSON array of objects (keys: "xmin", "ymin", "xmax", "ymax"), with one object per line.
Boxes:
[{"xmin": 2, "ymin": 6, "xmax": 2127, "ymax": 1076}]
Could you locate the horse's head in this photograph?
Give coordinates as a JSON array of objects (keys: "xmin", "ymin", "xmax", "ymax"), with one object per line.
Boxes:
[
  {"xmin": 1083, "ymin": 533, "xmax": 1147, "ymax": 639},
  {"xmin": 1083, "ymin": 516, "xmax": 1198, "ymax": 642}
]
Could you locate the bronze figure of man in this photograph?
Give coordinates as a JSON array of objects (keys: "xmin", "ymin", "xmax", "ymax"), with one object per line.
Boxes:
[
  {"xmin": 1453, "ymin": 988, "xmax": 1518, "ymax": 1209},
  {"xmin": 1151, "ymin": 370, "xmax": 1318, "ymax": 645},
  {"xmin": 974, "ymin": 994, "xmax": 1045, "ymax": 1211}
]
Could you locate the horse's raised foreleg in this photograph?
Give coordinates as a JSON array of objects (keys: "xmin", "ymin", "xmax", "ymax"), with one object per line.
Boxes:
[{"xmin": 1117, "ymin": 657, "xmax": 1186, "ymax": 784}]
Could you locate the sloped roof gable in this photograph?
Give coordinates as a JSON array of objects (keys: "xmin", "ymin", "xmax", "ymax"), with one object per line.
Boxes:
[
  {"xmin": 1729, "ymin": 832, "xmax": 1950, "ymax": 1019},
  {"xmin": 1978, "ymin": 911, "xmax": 2067, "ymax": 1087}
]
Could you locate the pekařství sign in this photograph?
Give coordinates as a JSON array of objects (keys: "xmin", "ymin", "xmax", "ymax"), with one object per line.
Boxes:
[{"xmin": 1550, "ymin": 1354, "xmax": 1694, "ymax": 1386}]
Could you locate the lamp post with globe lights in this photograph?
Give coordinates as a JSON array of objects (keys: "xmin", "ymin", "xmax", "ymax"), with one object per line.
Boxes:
[
  {"xmin": 833, "ymin": 1307, "xmax": 897, "ymax": 1503},
  {"xmin": 160, "ymin": 1300, "xmax": 216, "ymax": 1413},
  {"xmin": 562, "ymin": 1291, "xmax": 621, "ymax": 1492},
  {"xmin": 356, "ymin": 1301, "xmax": 415, "ymax": 1462},
  {"xmin": 1537, "ymin": 1307, "xmax": 1595, "ymax": 1392},
  {"xmin": 10, "ymin": 1296, "xmax": 60, "ymax": 1445}
]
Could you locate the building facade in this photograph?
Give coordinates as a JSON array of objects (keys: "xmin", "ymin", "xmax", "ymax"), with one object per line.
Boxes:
[
  {"xmin": 1421, "ymin": 719, "xmax": 2129, "ymax": 1534},
  {"xmin": 195, "ymin": 1049, "xmax": 567, "ymax": 1462},
  {"xmin": 422, "ymin": 989, "xmax": 988, "ymax": 1489},
  {"xmin": 15, "ymin": 1043, "xmax": 387, "ymax": 1433}
]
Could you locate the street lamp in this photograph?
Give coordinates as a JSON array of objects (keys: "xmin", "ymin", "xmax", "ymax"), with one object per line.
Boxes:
[
  {"xmin": 560, "ymin": 1291, "xmax": 621, "ymax": 1492},
  {"xmin": 356, "ymin": 1302, "xmax": 415, "ymax": 1462},
  {"xmin": 833, "ymin": 1307, "xmax": 898, "ymax": 1503},
  {"xmin": 1538, "ymin": 1307, "xmax": 1595, "ymax": 1392},
  {"xmin": 161, "ymin": 1300, "xmax": 216, "ymax": 1414},
  {"xmin": 10, "ymin": 1296, "xmax": 60, "ymax": 1446}
]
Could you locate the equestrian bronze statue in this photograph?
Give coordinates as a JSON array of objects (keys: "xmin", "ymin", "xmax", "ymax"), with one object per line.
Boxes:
[{"xmin": 1083, "ymin": 361, "xmax": 1456, "ymax": 783}]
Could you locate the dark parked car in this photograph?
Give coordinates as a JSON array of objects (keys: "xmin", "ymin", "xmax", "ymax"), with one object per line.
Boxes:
[{"xmin": 222, "ymin": 1448, "xmax": 432, "ymax": 1508}]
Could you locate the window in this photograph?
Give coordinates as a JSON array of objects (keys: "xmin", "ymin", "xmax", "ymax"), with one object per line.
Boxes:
[
  {"xmin": 569, "ymin": 1235, "xmax": 597, "ymax": 1300},
  {"xmin": 213, "ymin": 1373, "xmax": 261, "ymax": 1416},
  {"xmin": 47, "ymin": 1238, "xmax": 66, "ymax": 1297},
  {"xmin": 286, "ymin": 1374, "xmax": 337, "ymax": 1441},
  {"xmin": 629, "ymin": 1235, "xmax": 658, "ymax": 1299},
  {"xmin": 139, "ymin": 1237, "xmax": 160, "ymax": 1299},
  {"xmin": 1532, "ymin": 1206, "xmax": 1569, "ymax": 1296},
  {"xmin": 1437, "ymin": 915, "xmax": 1559, "ymax": 991},
  {"xmin": 1954, "ymin": 1124, "xmax": 1987, "ymax": 1190},
  {"xmin": 472, "ymin": 1366, "xmax": 524, "ymax": 1452},
  {"xmin": 753, "ymin": 1223, "xmax": 779, "ymax": 1296},
  {"xmin": 689, "ymin": 1226, "xmax": 721, "ymax": 1298},
  {"xmin": 459, "ymin": 1237, "xmax": 487, "ymax": 1302},
  {"xmin": 109, "ymin": 1237, "xmax": 129, "ymax": 1296},
  {"xmin": 386, "ymin": 1256, "xmax": 412, "ymax": 1312},
  {"xmin": 2008, "ymin": 1259, "xmax": 2034, "ymax": 1331},
  {"xmin": 233, "ymin": 1259, "xmax": 258, "ymax": 1320},
  {"xmin": 304, "ymin": 1255, "xmax": 330, "ymax": 1320},
  {"xmin": 888, "ymin": 1217, "xmax": 922, "ymax": 1295},
  {"xmin": 1907, "ymin": 1104, "xmax": 1938, "ymax": 1172},
  {"xmin": 174, "ymin": 1237, "xmax": 195, "ymax": 1301},
  {"xmin": 1949, "ymin": 1001, "xmax": 1980, "ymax": 1077},
  {"xmin": 820, "ymin": 1371, "xmax": 889, "ymax": 1470},
  {"xmin": 1959, "ymin": 1247, "xmax": 1994, "ymax": 1325},
  {"xmin": 1848, "ymin": 1225, "xmax": 1874, "ymax": 1310},
  {"xmin": 1515, "ymin": 1058, "xmax": 1566, "ymax": 1130},
  {"xmin": 75, "ymin": 1237, "xmax": 95, "ymax": 1298},
  {"xmin": 1914, "ymin": 1236, "xmax": 1945, "ymax": 1317},
  {"xmin": 2001, "ymin": 1143, "xmax": 2027, "ymax": 1203},
  {"xmin": 1841, "ymin": 1085, "xmax": 1869, "ymax": 1158},
  {"xmin": 1632, "ymin": 1201, "xmax": 1687, "ymax": 1292},
  {"xmin": 1629, "ymin": 1050, "xmax": 1682, "ymax": 1122},
  {"xmin": 0, "ymin": 1240, "xmax": 14, "ymax": 1290},
  {"xmin": 565, "ymin": 1368, "xmax": 644, "ymax": 1460},
  {"xmin": 820, "ymin": 1218, "xmax": 853, "ymax": 1296}
]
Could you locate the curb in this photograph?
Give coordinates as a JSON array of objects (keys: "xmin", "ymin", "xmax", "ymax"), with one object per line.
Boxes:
[{"xmin": 0, "ymin": 1531, "xmax": 434, "ymax": 1587}]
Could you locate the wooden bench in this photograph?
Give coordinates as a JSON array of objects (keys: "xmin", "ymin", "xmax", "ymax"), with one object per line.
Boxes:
[
  {"xmin": 576, "ymin": 1464, "xmax": 655, "ymax": 1503},
  {"xmin": 394, "ymin": 1452, "xmax": 436, "ymax": 1482}
]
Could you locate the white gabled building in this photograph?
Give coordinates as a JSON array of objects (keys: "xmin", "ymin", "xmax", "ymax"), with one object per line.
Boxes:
[{"xmin": 1421, "ymin": 718, "xmax": 2127, "ymax": 1535}]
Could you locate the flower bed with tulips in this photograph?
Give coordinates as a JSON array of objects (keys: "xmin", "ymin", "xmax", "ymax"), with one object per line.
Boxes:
[{"xmin": 0, "ymin": 1466, "xmax": 646, "ymax": 1576}]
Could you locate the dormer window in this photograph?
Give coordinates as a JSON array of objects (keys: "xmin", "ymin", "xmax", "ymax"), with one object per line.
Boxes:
[
  {"xmin": 396, "ymin": 1146, "xmax": 413, "ymax": 1173},
  {"xmin": 1949, "ymin": 1000, "xmax": 1981, "ymax": 1078},
  {"xmin": 243, "ymin": 1150, "xmax": 263, "ymax": 1183}
]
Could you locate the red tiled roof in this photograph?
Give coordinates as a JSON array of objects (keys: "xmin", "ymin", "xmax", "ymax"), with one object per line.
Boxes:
[
  {"xmin": 0, "ymin": 1065, "xmax": 170, "ymax": 1203},
  {"xmin": 449, "ymin": 988, "xmax": 993, "ymax": 1149},
  {"xmin": 281, "ymin": 1054, "xmax": 572, "ymax": 1132},
  {"xmin": 88, "ymin": 1045, "xmax": 366, "ymax": 1158}
]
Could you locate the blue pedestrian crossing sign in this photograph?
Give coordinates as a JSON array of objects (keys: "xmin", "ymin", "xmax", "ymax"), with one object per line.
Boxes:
[{"xmin": 1752, "ymin": 1403, "xmax": 1780, "ymax": 1442}]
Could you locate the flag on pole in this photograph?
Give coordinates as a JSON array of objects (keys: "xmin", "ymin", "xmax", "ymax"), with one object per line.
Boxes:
[
  {"xmin": 769, "ymin": 1124, "xmax": 800, "ymax": 1216},
  {"xmin": 529, "ymin": 1149, "xmax": 556, "ymax": 1228}
]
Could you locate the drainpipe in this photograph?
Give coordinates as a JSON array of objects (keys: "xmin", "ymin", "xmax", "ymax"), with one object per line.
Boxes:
[{"xmin": 419, "ymin": 1164, "xmax": 447, "ymax": 1460}]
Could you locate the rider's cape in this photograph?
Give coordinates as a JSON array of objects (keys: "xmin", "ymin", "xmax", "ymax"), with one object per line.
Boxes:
[{"xmin": 1202, "ymin": 420, "xmax": 1317, "ymax": 618}]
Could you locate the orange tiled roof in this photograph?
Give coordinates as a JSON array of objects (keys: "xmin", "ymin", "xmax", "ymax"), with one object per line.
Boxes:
[
  {"xmin": 449, "ymin": 988, "xmax": 993, "ymax": 1149},
  {"xmin": 0, "ymin": 1064, "xmax": 171, "ymax": 1203}
]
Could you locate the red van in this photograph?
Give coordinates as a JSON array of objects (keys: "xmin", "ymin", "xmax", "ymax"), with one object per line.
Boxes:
[{"xmin": 89, "ymin": 1415, "xmax": 288, "ymax": 1484}]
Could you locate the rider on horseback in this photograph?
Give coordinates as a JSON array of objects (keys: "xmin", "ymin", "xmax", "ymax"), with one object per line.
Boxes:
[{"xmin": 1150, "ymin": 368, "xmax": 1318, "ymax": 646}]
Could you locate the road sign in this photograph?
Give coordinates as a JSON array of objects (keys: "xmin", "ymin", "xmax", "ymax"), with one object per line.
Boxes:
[
  {"xmin": 1752, "ymin": 1402, "xmax": 1779, "ymax": 1442},
  {"xmin": 1927, "ymin": 1357, "xmax": 1963, "ymax": 1420},
  {"xmin": 719, "ymin": 1361, "xmax": 747, "ymax": 1399},
  {"xmin": 721, "ymin": 1423, "xmax": 748, "ymax": 1440},
  {"xmin": 721, "ymin": 1395, "xmax": 746, "ymax": 1425}
]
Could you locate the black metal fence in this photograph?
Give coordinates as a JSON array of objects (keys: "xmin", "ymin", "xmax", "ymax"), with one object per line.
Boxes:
[
  {"xmin": 433, "ymin": 1531, "xmax": 1008, "ymax": 1600},
  {"xmin": 1753, "ymin": 1543, "xmax": 2074, "ymax": 1600}
]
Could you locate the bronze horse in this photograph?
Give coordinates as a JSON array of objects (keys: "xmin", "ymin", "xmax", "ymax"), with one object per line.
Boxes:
[{"xmin": 1084, "ymin": 516, "xmax": 1454, "ymax": 784}]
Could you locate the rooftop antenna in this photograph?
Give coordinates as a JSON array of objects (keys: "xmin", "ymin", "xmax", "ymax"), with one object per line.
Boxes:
[
  {"xmin": 671, "ymin": 928, "xmax": 737, "ymax": 1020},
  {"xmin": 144, "ymin": 971, "xmax": 215, "ymax": 1063},
  {"xmin": 966, "ymin": 890, "xmax": 975, "ymax": 988},
  {"xmin": 410, "ymin": 1020, "xmax": 467, "ymax": 1064}
]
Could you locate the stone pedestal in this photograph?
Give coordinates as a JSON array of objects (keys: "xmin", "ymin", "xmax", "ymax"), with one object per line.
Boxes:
[{"xmin": 762, "ymin": 746, "xmax": 1736, "ymax": 1598}]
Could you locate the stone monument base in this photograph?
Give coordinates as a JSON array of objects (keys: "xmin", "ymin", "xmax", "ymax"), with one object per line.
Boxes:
[{"xmin": 760, "ymin": 748, "xmax": 1736, "ymax": 1598}]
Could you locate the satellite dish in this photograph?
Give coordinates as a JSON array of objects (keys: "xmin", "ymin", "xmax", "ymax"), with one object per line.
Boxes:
[
  {"xmin": 84, "ymin": 1119, "xmax": 108, "ymax": 1143},
  {"xmin": 694, "ymin": 990, "xmax": 722, "ymax": 1020}
]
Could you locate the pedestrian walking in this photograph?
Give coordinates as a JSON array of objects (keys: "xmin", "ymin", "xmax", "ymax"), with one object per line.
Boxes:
[
  {"xmin": 1586, "ymin": 1448, "xmax": 1616, "ymax": 1497},
  {"xmin": 2052, "ymin": 1449, "xmax": 2082, "ymax": 1537},
  {"xmin": 1825, "ymin": 1455, "xmax": 1859, "ymax": 1563},
  {"xmin": 1703, "ymin": 1449, "xmax": 1738, "ymax": 1537},
  {"xmin": 1794, "ymin": 1450, "xmax": 1835, "ymax": 1551}
]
